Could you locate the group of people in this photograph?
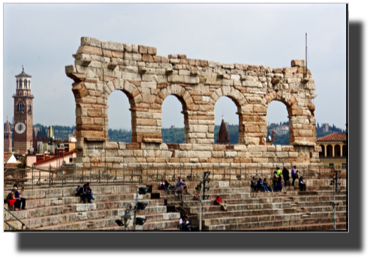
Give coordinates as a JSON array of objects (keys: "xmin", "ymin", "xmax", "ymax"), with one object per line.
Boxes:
[
  {"xmin": 178, "ymin": 215, "xmax": 193, "ymax": 231},
  {"xmin": 5, "ymin": 186, "xmax": 27, "ymax": 211},
  {"xmin": 159, "ymin": 177, "xmax": 189, "ymax": 200},
  {"xmin": 250, "ymin": 166, "xmax": 306, "ymax": 192},
  {"xmin": 75, "ymin": 183, "xmax": 95, "ymax": 203}
]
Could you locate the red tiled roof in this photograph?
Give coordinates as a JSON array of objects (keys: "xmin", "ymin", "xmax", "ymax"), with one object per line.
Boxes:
[
  {"xmin": 4, "ymin": 153, "xmax": 11, "ymax": 162},
  {"xmin": 317, "ymin": 133, "xmax": 346, "ymax": 142},
  {"xmin": 33, "ymin": 150, "xmax": 76, "ymax": 167}
]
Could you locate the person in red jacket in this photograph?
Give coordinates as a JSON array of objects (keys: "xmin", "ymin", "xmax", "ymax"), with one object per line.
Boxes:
[{"xmin": 214, "ymin": 195, "xmax": 228, "ymax": 211}]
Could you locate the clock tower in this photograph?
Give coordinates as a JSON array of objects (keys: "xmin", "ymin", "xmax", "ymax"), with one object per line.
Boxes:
[{"xmin": 13, "ymin": 66, "xmax": 33, "ymax": 153}]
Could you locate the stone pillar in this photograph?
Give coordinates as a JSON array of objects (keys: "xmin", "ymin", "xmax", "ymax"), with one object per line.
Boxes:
[
  {"xmin": 340, "ymin": 144, "xmax": 343, "ymax": 157},
  {"xmin": 324, "ymin": 144, "xmax": 327, "ymax": 157}
]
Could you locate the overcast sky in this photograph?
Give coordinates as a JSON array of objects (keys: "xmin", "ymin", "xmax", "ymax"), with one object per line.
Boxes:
[{"xmin": 3, "ymin": 3, "xmax": 346, "ymax": 130}]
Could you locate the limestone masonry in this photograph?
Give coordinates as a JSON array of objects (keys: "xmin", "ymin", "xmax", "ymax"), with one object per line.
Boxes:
[{"xmin": 65, "ymin": 37, "xmax": 321, "ymax": 168}]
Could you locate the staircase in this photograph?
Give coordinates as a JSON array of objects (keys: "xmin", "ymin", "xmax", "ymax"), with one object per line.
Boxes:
[
  {"xmin": 4, "ymin": 176, "xmax": 346, "ymax": 231},
  {"xmin": 4, "ymin": 183, "xmax": 180, "ymax": 231},
  {"xmin": 156, "ymin": 178, "xmax": 347, "ymax": 231}
]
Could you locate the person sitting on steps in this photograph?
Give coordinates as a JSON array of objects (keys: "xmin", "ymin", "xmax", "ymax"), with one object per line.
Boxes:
[
  {"xmin": 178, "ymin": 215, "xmax": 184, "ymax": 230},
  {"xmin": 214, "ymin": 195, "xmax": 228, "ymax": 211},
  {"xmin": 251, "ymin": 176, "xmax": 260, "ymax": 192},
  {"xmin": 164, "ymin": 179, "xmax": 171, "ymax": 190},
  {"xmin": 299, "ymin": 176, "xmax": 306, "ymax": 191},
  {"xmin": 76, "ymin": 183, "xmax": 94, "ymax": 204},
  {"xmin": 261, "ymin": 178, "xmax": 271, "ymax": 192},
  {"xmin": 4, "ymin": 187, "xmax": 20, "ymax": 211},
  {"xmin": 183, "ymin": 215, "xmax": 193, "ymax": 231},
  {"xmin": 14, "ymin": 186, "xmax": 27, "ymax": 210},
  {"xmin": 86, "ymin": 183, "xmax": 95, "ymax": 203},
  {"xmin": 159, "ymin": 179, "xmax": 166, "ymax": 190}
]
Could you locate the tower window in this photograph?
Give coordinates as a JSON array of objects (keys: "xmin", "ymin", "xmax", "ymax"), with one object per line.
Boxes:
[
  {"xmin": 28, "ymin": 104, "xmax": 32, "ymax": 114},
  {"xmin": 24, "ymin": 80, "xmax": 27, "ymax": 88},
  {"xmin": 19, "ymin": 80, "xmax": 22, "ymax": 88}
]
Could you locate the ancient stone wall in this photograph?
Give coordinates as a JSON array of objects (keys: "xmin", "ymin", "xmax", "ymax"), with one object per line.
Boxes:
[{"xmin": 65, "ymin": 37, "xmax": 321, "ymax": 168}]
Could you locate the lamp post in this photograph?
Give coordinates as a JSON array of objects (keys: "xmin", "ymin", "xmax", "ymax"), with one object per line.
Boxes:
[
  {"xmin": 330, "ymin": 170, "xmax": 341, "ymax": 230},
  {"xmin": 116, "ymin": 186, "xmax": 149, "ymax": 231},
  {"xmin": 195, "ymin": 171, "xmax": 211, "ymax": 231}
]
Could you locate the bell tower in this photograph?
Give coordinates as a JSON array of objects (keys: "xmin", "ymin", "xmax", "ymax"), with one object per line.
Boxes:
[
  {"xmin": 13, "ymin": 66, "xmax": 34, "ymax": 153},
  {"xmin": 4, "ymin": 118, "xmax": 12, "ymax": 152}
]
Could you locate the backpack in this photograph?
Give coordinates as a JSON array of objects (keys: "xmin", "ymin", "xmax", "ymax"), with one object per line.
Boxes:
[
  {"xmin": 75, "ymin": 186, "xmax": 84, "ymax": 196},
  {"xmin": 4, "ymin": 193, "xmax": 13, "ymax": 204}
]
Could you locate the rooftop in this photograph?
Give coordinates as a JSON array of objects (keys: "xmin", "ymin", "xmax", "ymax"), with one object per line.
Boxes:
[
  {"xmin": 317, "ymin": 133, "xmax": 346, "ymax": 142},
  {"xmin": 4, "ymin": 153, "xmax": 12, "ymax": 163},
  {"xmin": 15, "ymin": 67, "xmax": 32, "ymax": 78}
]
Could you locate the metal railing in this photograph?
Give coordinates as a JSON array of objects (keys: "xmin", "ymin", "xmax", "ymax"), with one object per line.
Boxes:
[
  {"xmin": 4, "ymin": 163, "xmax": 347, "ymax": 191},
  {"xmin": 4, "ymin": 207, "xmax": 27, "ymax": 230}
]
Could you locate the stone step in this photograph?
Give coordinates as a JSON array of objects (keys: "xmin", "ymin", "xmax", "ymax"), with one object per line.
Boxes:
[
  {"xmin": 4, "ymin": 192, "xmax": 152, "ymax": 211},
  {"xmin": 140, "ymin": 220, "xmax": 180, "ymax": 230},
  {"xmin": 181, "ymin": 196, "xmax": 346, "ymax": 207},
  {"xmin": 204, "ymin": 216, "xmax": 347, "ymax": 230},
  {"xmin": 233, "ymin": 222, "xmax": 347, "ymax": 231},
  {"xmin": 3, "ymin": 185, "xmax": 144, "ymax": 200},
  {"xmin": 6, "ymin": 205, "xmax": 169, "ymax": 229},
  {"xmin": 197, "ymin": 206, "xmax": 346, "ymax": 220},
  {"xmin": 4, "ymin": 198, "xmax": 165, "ymax": 222},
  {"xmin": 200, "ymin": 212, "xmax": 347, "ymax": 226}
]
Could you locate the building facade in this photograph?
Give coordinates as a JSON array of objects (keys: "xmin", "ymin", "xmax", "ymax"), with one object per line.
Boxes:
[
  {"xmin": 13, "ymin": 67, "xmax": 34, "ymax": 153},
  {"xmin": 317, "ymin": 133, "xmax": 347, "ymax": 168}
]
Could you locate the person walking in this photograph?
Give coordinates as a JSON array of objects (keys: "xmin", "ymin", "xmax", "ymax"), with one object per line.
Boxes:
[
  {"xmin": 272, "ymin": 172, "xmax": 278, "ymax": 192},
  {"xmin": 282, "ymin": 167, "xmax": 290, "ymax": 187},
  {"xmin": 291, "ymin": 166, "xmax": 298, "ymax": 186}
]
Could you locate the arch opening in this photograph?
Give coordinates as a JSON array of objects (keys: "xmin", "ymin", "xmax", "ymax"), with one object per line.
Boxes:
[
  {"xmin": 107, "ymin": 90, "xmax": 133, "ymax": 143},
  {"xmin": 161, "ymin": 95, "xmax": 187, "ymax": 144},
  {"xmin": 327, "ymin": 145, "xmax": 333, "ymax": 157},
  {"xmin": 214, "ymin": 96, "xmax": 239, "ymax": 144},
  {"xmin": 343, "ymin": 145, "xmax": 347, "ymax": 156},
  {"xmin": 334, "ymin": 145, "xmax": 341, "ymax": 157},
  {"xmin": 266, "ymin": 100, "xmax": 291, "ymax": 145},
  {"xmin": 319, "ymin": 145, "xmax": 325, "ymax": 158}
]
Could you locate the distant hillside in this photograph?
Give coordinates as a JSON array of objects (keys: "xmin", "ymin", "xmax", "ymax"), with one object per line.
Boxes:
[{"xmin": 13, "ymin": 121, "xmax": 344, "ymax": 145}]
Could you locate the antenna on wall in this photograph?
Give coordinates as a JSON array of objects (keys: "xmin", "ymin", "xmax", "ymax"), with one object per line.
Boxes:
[{"xmin": 305, "ymin": 32, "xmax": 308, "ymax": 70}]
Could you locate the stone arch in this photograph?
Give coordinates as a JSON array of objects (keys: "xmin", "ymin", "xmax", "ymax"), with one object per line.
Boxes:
[
  {"xmin": 209, "ymin": 87, "xmax": 249, "ymax": 144},
  {"xmin": 263, "ymin": 91, "xmax": 316, "ymax": 146},
  {"xmin": 263, "ymin": 91, "xmax": 295, "ymax": 145},
  {"xmin": 156, "ymin": 84, "xmax": 193, "ymax": 143},
  {"xmin": 103, "ymin": 80, "xmax": 141, "ymax": 143},
  {"xmin": 209, "ymin": 86, "xmax": 248, "ymax": 108}
]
